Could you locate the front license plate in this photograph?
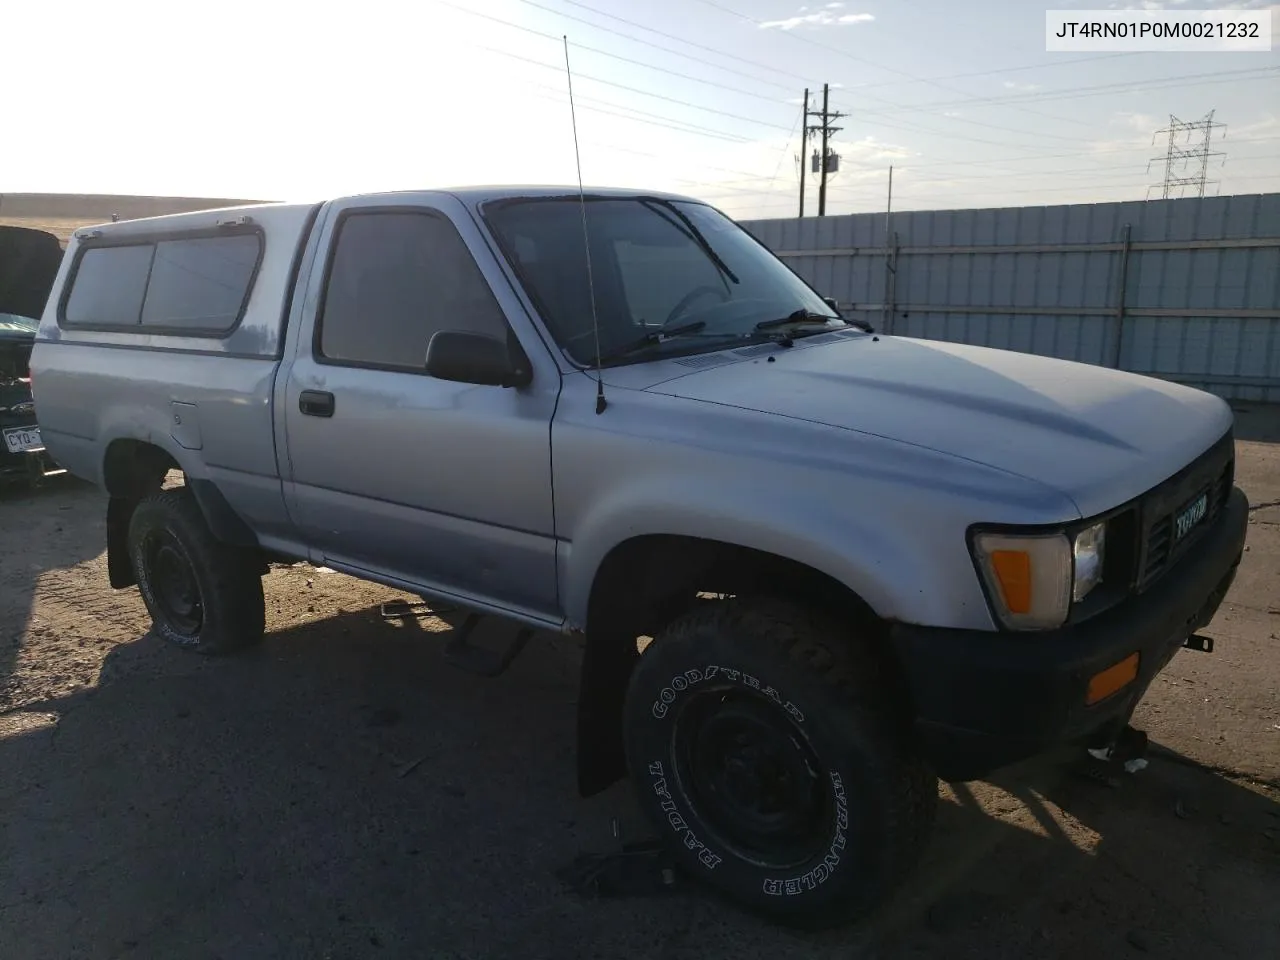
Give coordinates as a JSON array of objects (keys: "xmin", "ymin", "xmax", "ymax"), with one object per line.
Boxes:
[
  {"xmin": 1173, "ymin": 490, "xmax": 1209, "ymax": 543},
  {"xmin": 2, "ymin": 427, "xmax": 43, "ymax": 454}
]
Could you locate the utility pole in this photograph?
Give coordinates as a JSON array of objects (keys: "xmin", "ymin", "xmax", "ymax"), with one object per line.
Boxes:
[
  {"xmin": 798, "ymin": 87, "xmax": 809, "ymax": 218},
  {"xmin": 804, "ymin": 83, "xmax": 845, "ymax": 217},
  {"xmin": 1147, "ymin": 110, "xmax": 1227, "ymax": 200}
]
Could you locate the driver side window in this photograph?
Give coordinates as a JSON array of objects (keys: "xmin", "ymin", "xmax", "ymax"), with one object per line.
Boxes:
[
  {"xmin": 318, "ymin": 210, "xmax": 509, "ymax": 372},
  {"xmin": 612, "ymin": 239, "xmax": 723, "ymax": 328}
]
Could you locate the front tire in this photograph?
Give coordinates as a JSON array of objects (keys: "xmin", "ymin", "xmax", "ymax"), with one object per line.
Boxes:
[
  {"xmin": 622, "ymin": 597, "xmax": 936, "ymax": 929},
  {"xmin": 127, "ymin": 489, "xmax": 266, "ymax": 655}
]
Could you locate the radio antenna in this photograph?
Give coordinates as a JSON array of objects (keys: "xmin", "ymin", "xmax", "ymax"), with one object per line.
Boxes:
[{"xmin": 563, "ymin": 35, "xmax": 607, "ymax": 415}]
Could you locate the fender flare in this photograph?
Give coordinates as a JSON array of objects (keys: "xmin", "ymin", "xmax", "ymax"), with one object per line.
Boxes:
[{"xmin": 102, "ymin": 436, "xmax": 259, "ymax": 588}]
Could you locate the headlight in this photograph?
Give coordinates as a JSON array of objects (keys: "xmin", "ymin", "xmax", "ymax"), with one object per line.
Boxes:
[
  {"xmin": 972, "ymin": 522, "xmax": 1107, "ymax": 630},
  {"xmin": 1072, "ymin": 521, "xmax": 1106, "ymax": 602}
]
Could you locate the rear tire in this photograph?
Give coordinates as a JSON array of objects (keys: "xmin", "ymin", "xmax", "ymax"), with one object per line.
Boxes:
[
  {"xmin": 127, "ymin": 488, "xmax": 265, "ymax": 655},
  {"xmin": 622, "ymin": 597, "xmax": 936, "ymax": 929}
]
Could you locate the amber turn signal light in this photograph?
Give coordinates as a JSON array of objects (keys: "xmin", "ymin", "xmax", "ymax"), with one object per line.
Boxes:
[{"xmin": 1086, "ymin": 652, "xmax": 1140, "ymax": 705}]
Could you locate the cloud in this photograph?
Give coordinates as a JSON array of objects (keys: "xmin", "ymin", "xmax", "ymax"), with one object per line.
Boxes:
[
  {"xmin": 1121, "ymin": 0, "xmax": 1267, "ymax": 7},
  {"xmin": 760, "ymin": 8, "xmax": 875, "ymax": 30},
  {"xmin": 1118, "ymin": 0, "xmax": 1193, "ymax": 8},
  {"xmin": 1002, "ymin": 80, "xmax": 1042, "ymax": 91},
  {"xmin": 1110, "ymin": 111, "xmax": 1162, "ymax": 133}
]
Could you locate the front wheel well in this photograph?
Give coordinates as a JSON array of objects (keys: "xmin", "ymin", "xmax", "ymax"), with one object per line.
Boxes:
[{"xmin": 575, "ymin": 535, "xmax": 911, "ymax": 797}]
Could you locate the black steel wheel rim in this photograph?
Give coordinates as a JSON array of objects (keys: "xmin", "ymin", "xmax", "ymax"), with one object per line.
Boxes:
[
  {"xmin": 144, "ymin": 531, "xmax": 204, "ymax": 636},
  {"xmin": 672, "ymin": 688, "xmax": 833, "ymax": 869}
]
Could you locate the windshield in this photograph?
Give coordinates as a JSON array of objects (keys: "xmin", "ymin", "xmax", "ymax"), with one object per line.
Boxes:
[{"xmin": 483, "ymin": 197, "xmax": 841, "ymax": 365}]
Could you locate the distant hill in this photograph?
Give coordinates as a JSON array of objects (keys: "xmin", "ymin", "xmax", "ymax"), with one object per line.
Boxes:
[
  {"xmin": 0, "ymin": 192, "xmax": 271, "ymax": 221},
  {"xmin": 0, "ymin": 193, "xmax": 274, "ymax": 243}
]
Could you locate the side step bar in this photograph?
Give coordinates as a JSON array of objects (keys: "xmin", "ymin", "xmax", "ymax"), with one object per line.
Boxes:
[{"xmin": 380, "ymin": 599, "xmax": 533, "ymax": 678}]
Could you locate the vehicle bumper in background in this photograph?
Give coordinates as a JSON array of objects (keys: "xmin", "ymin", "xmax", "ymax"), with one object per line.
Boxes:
[
  {"xmin": 890, "ymin": 485, "xmax": 1250, "ymax": 782},
  {"xmin": 0, "ymin": 433, "xmax": 64, "ymax": 485}
]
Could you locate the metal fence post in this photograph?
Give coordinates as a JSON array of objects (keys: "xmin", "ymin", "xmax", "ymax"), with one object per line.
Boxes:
[
  {"xmin": 883, "ymin": 231, "xmax": 899, "ymax": 334},
  {"xmin": 1109, "ymin": 223, "xmax": 1133, "ymax": 369}
]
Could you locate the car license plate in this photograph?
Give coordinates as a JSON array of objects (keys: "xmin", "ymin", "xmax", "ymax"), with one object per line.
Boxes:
[
  {"xmin": 1173, "ymin": 490, "xmax": 1209, "ymax": 543},
  {"xmin": 2, "ymin": 427, "xmax": 43, "ymax": 454}
]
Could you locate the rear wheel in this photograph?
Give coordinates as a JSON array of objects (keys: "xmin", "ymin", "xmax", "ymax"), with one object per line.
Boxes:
[
  {"xmin": 128, "ymin": 488, "xmax": 265, "ymax": 654},
  {"xmin": 622, "ymin": 597, "xmax": 936, "ymax": 929}
]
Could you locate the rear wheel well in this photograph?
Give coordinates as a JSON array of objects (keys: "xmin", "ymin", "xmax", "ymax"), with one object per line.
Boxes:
[
  {"xmin": 575, "ymin": 534, "xmax": 911, "ymax": 796},
  {"xmin": 102, "ymin": 440, "xmax": 264, "ymax": 588},
  {"xmin": 103, "ymin": 439, "xmax": 181, "ymax": 498},
  {"xmin": 103, "ymin": 441, "xmax": 181, "ymax": 589}
]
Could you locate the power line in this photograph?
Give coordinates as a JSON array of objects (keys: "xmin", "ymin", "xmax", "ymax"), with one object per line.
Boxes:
[
  {"xmin": 850, "ymin": 53, "xmax": 1137, "ymax": 91},
  {"xmin": 435, "ymin": 0, "xmax": 795, "ymax": 106},
  {"xmin": 484, "ymin": 0, "xmax": 1276, "ymax": 169},
  {"xmin": 514, "ymin": 0, "xmax": 808, "ymax": 89},
  {"xmin": 470, "ymin": 41, "xmax": 797, "ymax": 132},
  {"xmin": 839, "ymin": 66, "xmax": 1279, "ymax": 118},
  {"xmin": 517, "ymin": 0, "xmax": 1276, "ymax": 161},
  {"xmin": 708, "ymin": 153, "xmax": 1280, "ymax": 196},
  {"xmin": 842, "ymin": 134, "xmax": 1280, "ymax": 171},
  {"xmin": 769, "ymin": 105, "xmax": 806, "ymax": 190},
  {"xmin": 734, "ymin": 171, "xmax": 1280, "ymax": 211},
  {"xmin": 684, "ymin": 0, "xmax": 1109, "ymax": 129},
  {"xmin": 522, "ymin": 82, "xmax": 756, "ymax": 143}
]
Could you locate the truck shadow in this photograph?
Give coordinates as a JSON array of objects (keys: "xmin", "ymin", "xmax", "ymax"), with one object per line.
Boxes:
[
  {"xmin": 0, "ymin": 475, "xmax": 105, "ymax": 706},
  {"xmin": 1, "ymin": 603, "xmax": 1276, "ymax": 960}
]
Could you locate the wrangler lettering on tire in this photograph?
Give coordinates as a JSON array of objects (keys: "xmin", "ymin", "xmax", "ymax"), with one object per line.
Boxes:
[{"xmin": 622, "ymin": 596, "xmax": 937, "ymax": 929}]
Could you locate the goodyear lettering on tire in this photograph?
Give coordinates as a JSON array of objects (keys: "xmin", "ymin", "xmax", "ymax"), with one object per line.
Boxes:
[{"xmin": 650, "ymin": 665, "xmax": 806, "ymax": 725}]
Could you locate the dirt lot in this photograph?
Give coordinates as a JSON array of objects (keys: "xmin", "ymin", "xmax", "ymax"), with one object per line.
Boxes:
[{"xmin": 2, "ymin": 406, "xmax": 1277, "ymax": 960}]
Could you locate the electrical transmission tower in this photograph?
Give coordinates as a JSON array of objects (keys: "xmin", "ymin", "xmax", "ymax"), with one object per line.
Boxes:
[
  {"xmin": 1147, "ymin": 110, "xmax": 1227, "ymax": 200},
  {"xmin": 796, "ymin": 83, "xmax": 845, "ymax": 217}
]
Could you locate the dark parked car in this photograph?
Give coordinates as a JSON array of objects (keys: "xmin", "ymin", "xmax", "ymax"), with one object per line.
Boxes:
[{"xmin": 1, "ymin": 225, "xmax": 65, "ymax": 487}]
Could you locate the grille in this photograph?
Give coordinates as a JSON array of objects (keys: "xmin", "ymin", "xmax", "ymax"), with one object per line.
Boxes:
[
  {"xmin": 1135, "ymin": 432, "xmax": 1234, "ymax": 591},
  {"xmin": 732, "ymin": 343, "xmax": 779, "ymax": 359},
  {"xmin": 671, "ymin": 353, "xmax": 736, "ymax": 369}
]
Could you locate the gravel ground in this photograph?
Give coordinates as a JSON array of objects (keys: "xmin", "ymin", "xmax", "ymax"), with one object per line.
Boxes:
[{"xmin": 1, "ymin": 405, "xmax": 1277, "ymax": 960}]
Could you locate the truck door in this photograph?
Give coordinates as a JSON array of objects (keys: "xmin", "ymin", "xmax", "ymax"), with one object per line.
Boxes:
[{"xmin": 277, "ymin": 194, "xmax": 561, "ymax": 623}]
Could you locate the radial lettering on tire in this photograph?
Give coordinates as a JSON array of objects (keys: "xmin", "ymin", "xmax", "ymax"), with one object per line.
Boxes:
[{"xmin": 647, "ymin": 760, "xmax": 723, "ymax": 870}]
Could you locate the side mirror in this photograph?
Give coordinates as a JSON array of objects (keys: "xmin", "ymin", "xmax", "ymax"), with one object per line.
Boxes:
[
  {"xmin": 425, "ymin": 330, "xmax": 531, "ymax": 388},
  {"xmin": 823, "ymin": 297, "xmax": 841, "ymax": 313}
]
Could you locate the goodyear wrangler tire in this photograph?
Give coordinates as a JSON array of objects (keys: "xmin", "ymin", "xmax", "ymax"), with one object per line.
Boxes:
[
  {"xmin": 622, "ymin": 597, "xmax": 936, "ymax": 929},
  {"xmin": 127, "ymin": 488, "xmax": 266, "ymax": 655}
]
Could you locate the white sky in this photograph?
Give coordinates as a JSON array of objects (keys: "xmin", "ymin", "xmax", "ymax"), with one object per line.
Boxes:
[{"xmin": 4, "ymin": 0, "xmax": 1279, "ymax": 218}]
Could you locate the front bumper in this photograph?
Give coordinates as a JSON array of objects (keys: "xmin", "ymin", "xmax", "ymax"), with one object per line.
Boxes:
[{"xmin": 890, "ymin": 485, "xmax": 1249, "ymax": 782}]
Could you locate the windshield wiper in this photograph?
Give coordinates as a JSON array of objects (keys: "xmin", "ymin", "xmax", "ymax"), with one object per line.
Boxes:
[
  {"xmin": 754, "ymin": 309, "xmax": 842, "ymax": 331},
  {"xmin": 596, "ymin": 320, "xmax": 712, "ymax": 363},
  {"xmin": 638, "ymin": 198, "xmax": 740, "ymax": 286}
]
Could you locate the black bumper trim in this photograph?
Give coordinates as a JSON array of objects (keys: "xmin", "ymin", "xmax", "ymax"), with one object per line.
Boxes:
[{"xmin": 890, "ymin": 485, "xmax": 1249, "ymax": 782}]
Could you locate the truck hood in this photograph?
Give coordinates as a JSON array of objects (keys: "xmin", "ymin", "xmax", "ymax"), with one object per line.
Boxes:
[
  {"xmin": 0, "ymin": 225, "xmax": 63, "ymax": 323},
  {"xmin": 642, "ymin": 335, "xmax": 1233, "ymax": 519}
]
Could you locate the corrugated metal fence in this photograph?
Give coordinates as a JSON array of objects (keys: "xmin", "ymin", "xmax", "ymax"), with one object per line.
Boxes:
[{"xmin": 740, "ymin": 193, "xmax": 1280, "ymax": 403}]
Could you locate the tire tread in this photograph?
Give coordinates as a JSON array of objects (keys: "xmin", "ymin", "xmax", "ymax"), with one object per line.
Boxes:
[{"xmin": 129, "ymin": 488, "xmax": 265, "ymax": 655}]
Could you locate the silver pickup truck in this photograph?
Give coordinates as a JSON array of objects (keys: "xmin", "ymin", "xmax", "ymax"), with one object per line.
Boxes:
[{"xmin": 29, "ymin": 187, "xmax": 1249, "ymax": 928}]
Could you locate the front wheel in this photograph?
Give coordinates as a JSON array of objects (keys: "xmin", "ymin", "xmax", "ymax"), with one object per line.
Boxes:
[
  {"xmin": 127, "ymin": 488, "xmax": 266, "ymax": 655},
  {"xmin": 622, "ymin": 597, "xmax": 936, "ymax": 929}
]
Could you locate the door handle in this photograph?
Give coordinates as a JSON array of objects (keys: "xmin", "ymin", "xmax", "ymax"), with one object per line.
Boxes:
[{"xmin": 299, "ymin": 390, "xmax": 335, "ymax": 418}]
